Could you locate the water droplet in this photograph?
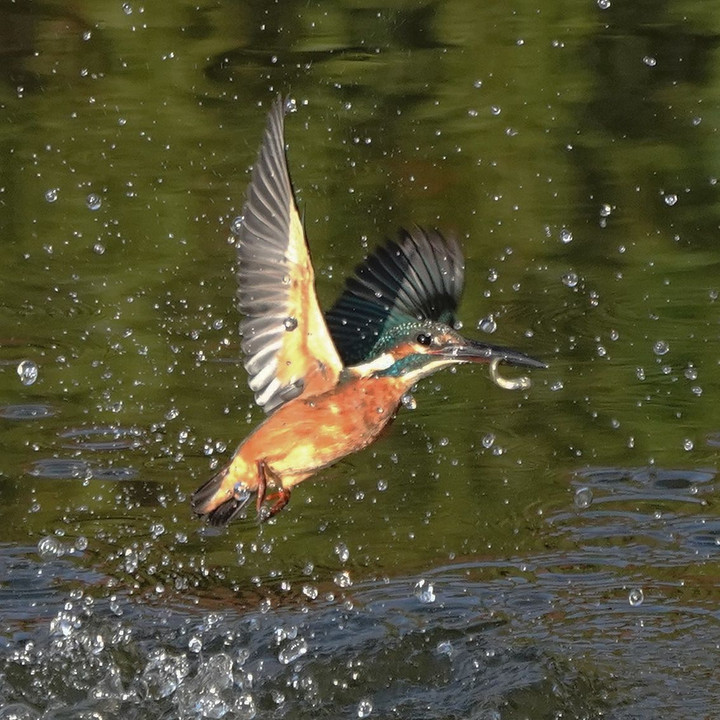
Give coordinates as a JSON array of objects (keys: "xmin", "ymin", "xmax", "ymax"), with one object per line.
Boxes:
[
  {"xmin": 357, "ymin": 699, "xmax": 373, "ymax": 718},
  {"xmin": 284, "ymin": 317, "xmax": 298, "ymax": 331},
  {"xmin": 436, "ymin": 640, "xmax": 454, "ymax": 657},
  {"xmin": 490, "ymin": 105, "xmax": 501, "ymax": 116},
  {"xmin": 414, "ymin": 579, "xmax": 435, "ymax": 604},
  {"xmin": 45, "ymin": 188, "xmax": 58, "ymax": 203},
  {"xmin": 401, "ymin": 393, "xmax": 417, "ymax": 410},
  {"xmin": 481, "ymin": 433, "xmax": 495, "ymax": 449},
  {"xmin": 334, "ymin": 570, "xmax": 352, "ymax": 588},
  {"xmin": 550, "ymin": 380, "xmax": 564, "ymax": 392},
  {"xmin": 597, "ymin": 0, "xmax": 611, "ymax": 8},
  {"xmin": 284, "ymin": 97, "xmax": 297, "ymax": 114},
  {"xmin": 683, "ymin": 438, "xmax": 694, "ymax": 451},
  {"xmin": 574, "ymin": 487, "xmax": 593, "ymax": 509},
  {"xmin": 599, "ymin": 203, "xmax": 612, "ymax": 217},
  {"xmin": 86, "ymin": 193, "xmax": 102, "ymax": 210},
  {"xmin": 559, "ymin": 227, "xmax": 573, "ymax": 244},
  {"xmin": 230, "ymin": 215, "xmax": 244, "ymax": 235},
  {"xmin": 664, "ymin": 193, "xmax": 677, "ymax": 206},
  {"xmin": 17, "ymin": 359, "xmax": 38, "ymax": 386},
  {"xmin": 562, "ymin": 272, "xmax": 579, "ymax": 288},
  {"xmin": 377, "ymin": 478, "xmax": 388, "ymax": 491},
  {"xmin": 628, "ymin": 588, "xmax": 644, "ymax": 607},
  {"xmin": 93, "ymin": 242, "xmax": 105, "ymax": 255},
  {"xmin": 37, "ymin": 535, "xmax": 63, "ymax": 559},
  {"xmin": 478, "ymin": 315, "xmax": 497, "ymax": 333},
  {"xmin": 278, "ymin": 637, "xmax": 307, "ymax": 664},
  {"xmin": 334, "ymin": 542, "xmax": 350, "ymax": 563},
  {"xmin": 642, "ymin": 55, "xmax": 657, "ymax": 67},
  {"xmin": 122, "ymin": 2, "xmax": 132, "ymax": 15},
  {"xmin": 302, "ymin": 584, "xmax": 318, "ymax": 599},
  {"xmin": 653, "ymin": 340, "xmax": 669, "ymax": 356}
]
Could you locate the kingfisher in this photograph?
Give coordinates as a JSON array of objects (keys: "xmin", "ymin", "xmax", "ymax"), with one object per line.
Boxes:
[{"xmin": 192, "ymin": 96, "xmax": 545, "ymax": 525}]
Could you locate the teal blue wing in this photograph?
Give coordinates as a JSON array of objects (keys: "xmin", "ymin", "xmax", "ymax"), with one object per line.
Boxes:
[{"xmin": 325, "ymin": 227, "xmax": 465, "ymax": 365}]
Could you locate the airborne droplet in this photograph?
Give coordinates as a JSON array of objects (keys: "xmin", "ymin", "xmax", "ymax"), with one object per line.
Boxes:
[
  {"xmin": 283, "ymin": 317, "xmax": 298, "ymax": 331},
  {"xmin": 230, "ymin": 215, "xmax": 244, "ymax": 236},
  {"xmin": 86, "ymin": 193, "xmax": 102, "ymax": 211},
  {"xmin": 17, "ymin": 359, "xmax": 38, "ymax": 386}
]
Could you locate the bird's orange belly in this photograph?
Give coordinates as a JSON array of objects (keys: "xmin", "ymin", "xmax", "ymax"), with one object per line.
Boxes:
[{"xmin": 238, "ymin": 377, "xmax": 405, "ymax": 483}]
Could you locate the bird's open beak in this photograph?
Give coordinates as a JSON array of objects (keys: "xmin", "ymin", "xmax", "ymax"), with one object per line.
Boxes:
[{"xmin": 438, "ymin": 338, "xmax": 547, "ymax": 369}]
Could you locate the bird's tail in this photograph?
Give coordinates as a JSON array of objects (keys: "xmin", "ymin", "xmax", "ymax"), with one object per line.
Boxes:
[{"xmin": 191, "ymin": 462, "xmax": 254, "ymax": 526}]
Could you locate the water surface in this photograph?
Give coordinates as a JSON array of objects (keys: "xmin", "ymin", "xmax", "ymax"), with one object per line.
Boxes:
[{"xmin": 1, "ymin": 1, "xmax": 720, "ymax": 718}]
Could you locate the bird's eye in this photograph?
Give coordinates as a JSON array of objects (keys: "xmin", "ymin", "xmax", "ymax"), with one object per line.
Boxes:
[{"xmin": 416, "ymin": 332, "xmax": 433, "ymax": 346}]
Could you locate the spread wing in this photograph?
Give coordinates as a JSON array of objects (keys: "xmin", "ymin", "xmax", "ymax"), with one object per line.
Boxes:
[
  {"xmin": 236, "ymin": 96, "xmax": 343, "ymax": 414},
  {"xmin": 326, "ymin": 227, "xmax": 465, "ymax": 366}
]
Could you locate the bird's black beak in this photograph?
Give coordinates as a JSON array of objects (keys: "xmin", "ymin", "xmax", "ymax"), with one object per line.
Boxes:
[{"xmin": 439, "ymin": 337, "xmax": 547, "ymax": 369}]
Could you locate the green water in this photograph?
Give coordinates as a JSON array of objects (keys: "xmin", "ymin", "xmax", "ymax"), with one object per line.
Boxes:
[{"xmin": 1, "ymin": 1, "xmax": 720, "ymax": 717}]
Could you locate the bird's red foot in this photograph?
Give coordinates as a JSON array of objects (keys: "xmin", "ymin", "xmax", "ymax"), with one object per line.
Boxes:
[
  {"xmin": 264, "ymin": 489, "xmax": 291, "ymax": 520},
  {"xmin": 256, "ymin": 461, "xmax": 291, "ymax": 521}
]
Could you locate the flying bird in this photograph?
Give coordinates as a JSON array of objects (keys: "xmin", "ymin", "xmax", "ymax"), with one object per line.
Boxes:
[{"xmin": 192, "ymin": 96, "xmax": 545, "ymax": 524}]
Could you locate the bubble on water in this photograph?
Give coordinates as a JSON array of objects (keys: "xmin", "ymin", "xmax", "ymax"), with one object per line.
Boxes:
[
  {"xmin": 37, "ymin": 535, "xmax": 63, "ymax": 559},
  {"xmin": 93, "ymin": 242, "xmax": 105, "ymax": 255},
  {"xmin": 642, "ymin": 55, "xmax": 657, "ymax": 67},
  {"xmin": 230, "ymin": 215, "xmax": 244, "ymax": 236},
  {"xmin": 664, "ymin": 193, "xmax": 677, "ymax": 206},
  {"xmin": 628, "ymin": 588, "xmax": 644, "ymax": 607},
  {"xmin": 17, "ymin": 359, "xmax": 38, "ymax": 386},
  {"xmin": 188, "ymin": 636, "xmax": 202, "ymax": 653},
  {"xmin": 597, "ymin": 0, "xmax": 611, "ymax": 8},
  {"xmin": 334, "ymin": 542, "xmax": 350, "ymax": 563},
  {"xmin": 45, "ymin": 188, "xmax": 58, "ymax": 203},
  {"xmin": 122, "ymin": 2, "xmax": 132, "ymax": 14},
  {"xmin": 636, "ymin": 367, "xmax": 646, "ymax": 381},
  {"xmin": 401, "ymin": 393, "xmax": 417, "ymax": 410},
  {"xmin": 574, "ymin": 487, "xmax": 593, "ymax": 509},
  {"xmin": 278, "ymin": 637, "xmax": 307, "ymax": 664},
  {"xmin": 683, "ymin": 438, "xmax": 694, "ymax": 451},
  {"xmin": 490, "ymin": 105, "xmax": 501, "ymax": 116},
  {"xmin": 377, "ymin": 478, "xmax": 388, "ymax": 492},
  {"xmin": 562, "ymin": 272, "xmax": 579, "ymax": 288},
  {"xmin": 477, "ymin": 315, "xmax": 497, "ymax": 334},
  {"xmin": 653, "ymin": 340, "xmax": 669, "ymax": 356},
  {"xmin": 599, "ymin": 203, "xmax": 612, "ymax": 217},
  {"xmin": 284, "ymin": 316, "xmax": 298, "ymax": 331},
  {"xmin": 357, "ymin": 699, "xmax": 373, "ymax": 718},
  {"xmin": 481, "ymin": 433, "xmax": 495, "ymax": 449},
  {"xmin": 684, "ymin": 366, "xmax": 698, "ymax": 381},
  {"xmin": 559, "ymin": 227, "xmax": 573, "ymax": 244},
  {"xmin": 550, "ymin": 380, "xmax": 564, "ymax": 392},
  {"xmin": 414, "ymin": 579, "xmax": 436, "ymax": 604},
  {"xmin": 86, "ymin": 193, "xmax": 102, "ymax": 210},
  {"xmin": 284, "ymin": 97, "xmax": 297, "ymax": 114},
  {"xmin": 334, "ymin": 570, "xmax": 352, "ymax": 588},
  {"xmin": 75, "ymin": 536, "xmax": 88, "ymax": 551}
]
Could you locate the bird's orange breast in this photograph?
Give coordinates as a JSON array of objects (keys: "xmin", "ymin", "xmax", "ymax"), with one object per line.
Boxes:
[{"xmin": 237, "ymin": 374, "xmax": 408, "ymax": 483}]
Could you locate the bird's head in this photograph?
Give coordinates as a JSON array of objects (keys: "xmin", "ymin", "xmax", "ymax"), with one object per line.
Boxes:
[{"xmin": 365, "ymin": 320, "xmax": 546, "ymax": 384}]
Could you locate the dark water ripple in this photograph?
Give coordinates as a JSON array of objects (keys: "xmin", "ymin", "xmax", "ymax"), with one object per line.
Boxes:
[{"xmin": 0, "ymin": 549, "xmax": 718, "ymax": 720}]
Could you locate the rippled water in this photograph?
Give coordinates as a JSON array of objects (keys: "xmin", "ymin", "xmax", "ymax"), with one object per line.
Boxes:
[{"xmin": 2, "ymin": 1, "xmax": 720, "ymax": 718}]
